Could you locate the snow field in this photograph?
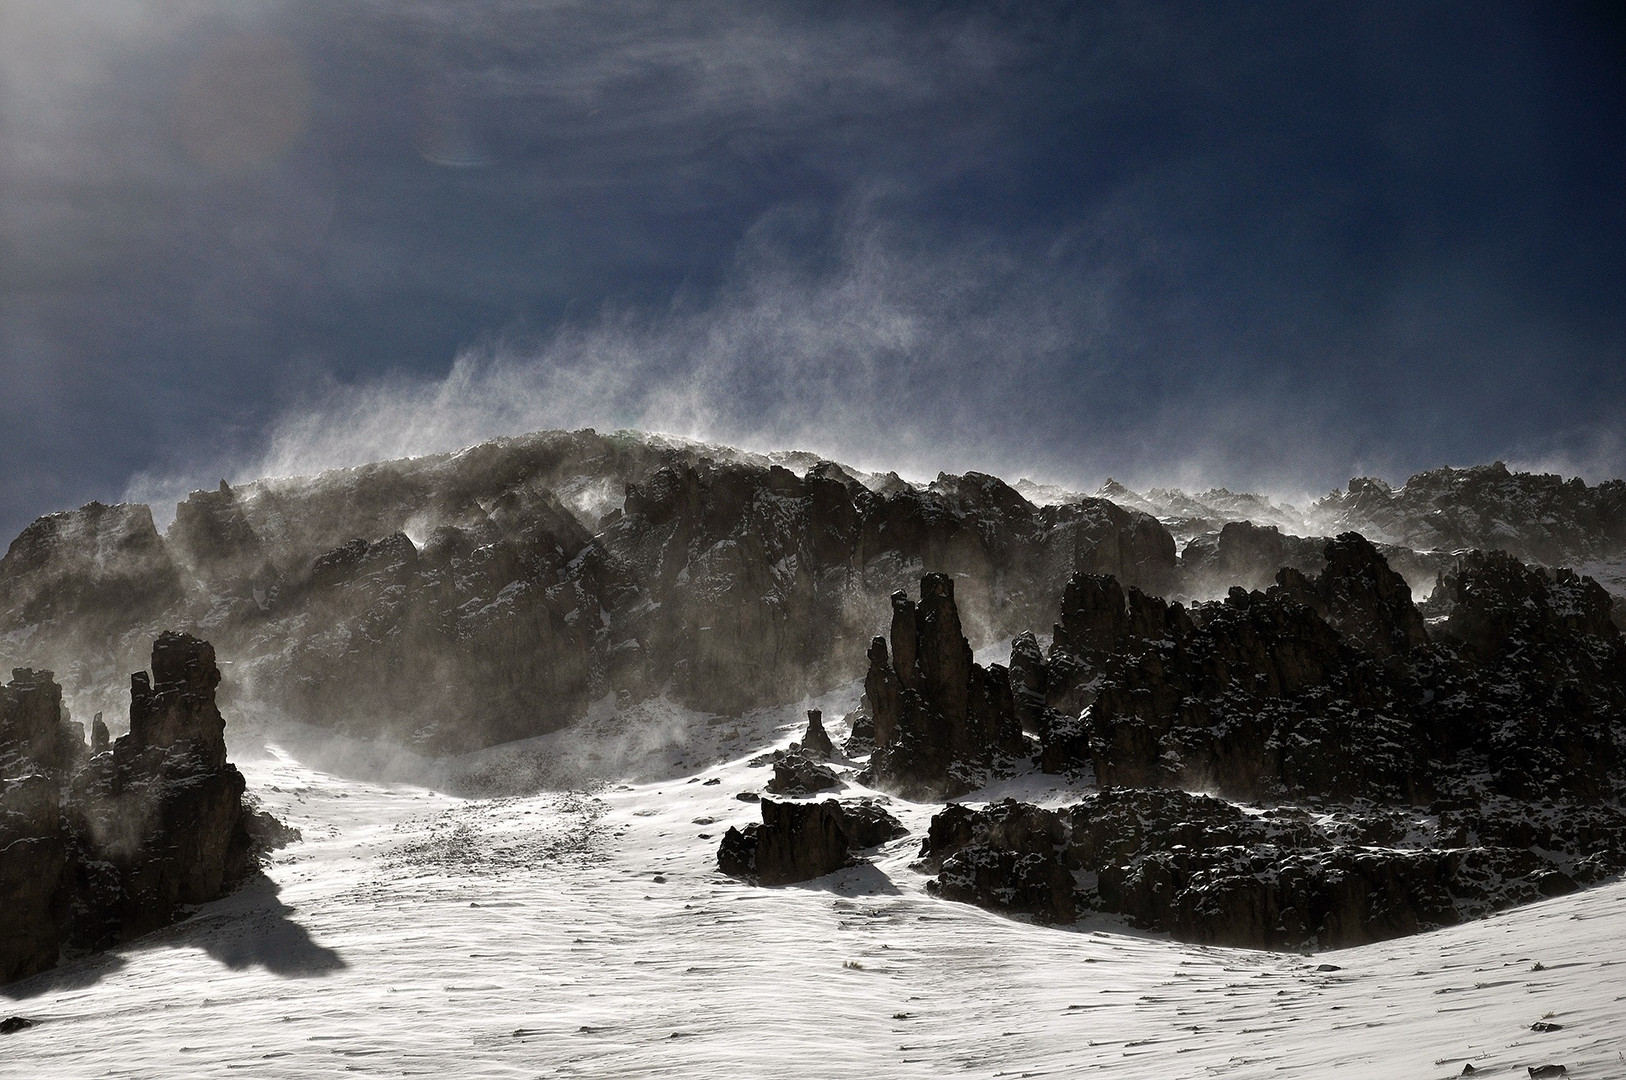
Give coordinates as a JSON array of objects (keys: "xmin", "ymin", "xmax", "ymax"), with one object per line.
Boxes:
[{"xmin": 4, "ymin": 695, "xmax": 1625, "ymax": 1079}]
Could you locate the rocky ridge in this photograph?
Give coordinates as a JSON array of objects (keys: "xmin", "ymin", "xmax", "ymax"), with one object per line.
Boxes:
[
  {"xmin": 0, "ymin": 429, "xmax": 1177, "ymax": 752},
  {"xmin": 1084, "ymin": 463, "xmax": 1626, "ymax": 608}
]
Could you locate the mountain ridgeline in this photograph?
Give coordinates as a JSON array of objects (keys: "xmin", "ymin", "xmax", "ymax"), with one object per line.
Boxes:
[
  {"xmin": 0, "ymin": 430, "xmax": 1175, "ymax": 750},
  {"xmin": 0, "ymin": 431, "xmax": 1622, "ymax": 754}
]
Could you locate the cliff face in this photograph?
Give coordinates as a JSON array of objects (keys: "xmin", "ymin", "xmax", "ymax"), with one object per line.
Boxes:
[
  {"xmin": 0, "ymin": 633, "xmax": 252, "ymax": 984},
  {"xmin": 0, "ymin": 430, "xmax": 1177, "ymax": 751}
]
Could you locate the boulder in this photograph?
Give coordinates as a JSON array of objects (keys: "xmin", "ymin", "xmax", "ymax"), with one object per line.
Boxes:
[
  {"xmin": 718, "ymin": 799, "xmax": 851, "ymax": 885},
  {"xmin": 716, "ymin": 798, "xmax": 907, "ymax": 885},
  {"xmin": 837, "ymin": 799, "xmax": 907, "ymax": 848},
  {"xmin": 765, "ymin": 753, "xmax": 840, "ymax": 796}
]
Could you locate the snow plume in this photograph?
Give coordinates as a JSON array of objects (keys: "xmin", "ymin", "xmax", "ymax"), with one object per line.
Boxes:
[
  {"xmin": 1508, "ymin": 409, "xmax": 1626, "ymax": 487},
  {"xmin": 127, "ymin": 204, "xmax": 1116, "ymax": 512}
]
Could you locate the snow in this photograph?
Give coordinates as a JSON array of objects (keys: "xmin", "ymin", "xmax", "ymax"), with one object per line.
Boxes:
[{"xmin": 5, "ymin": 695, "xmax": 1626, "ymax": 1078}]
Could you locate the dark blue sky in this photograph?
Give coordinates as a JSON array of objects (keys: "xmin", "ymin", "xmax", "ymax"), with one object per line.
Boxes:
[{"xmin": 2, "ymin": 1, "xmax": 1623, "ymax": 540}]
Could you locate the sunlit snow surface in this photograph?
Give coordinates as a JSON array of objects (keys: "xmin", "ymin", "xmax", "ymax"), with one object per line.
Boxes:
[{"xmin": 6, "ymin": 692, "xmax": 1626, "ymax": 1079}]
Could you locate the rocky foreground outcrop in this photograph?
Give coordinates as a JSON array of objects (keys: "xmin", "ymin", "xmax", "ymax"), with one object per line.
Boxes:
[
  {"xmin": 717, "ymin": 797, "xmax": 906, "ymax": 885},
  {"xmin": 0, "ymin": 633, "xmax": 255, "ymax": 984},
  {"xmin": 920, "ymin": 788, "xmax": 1624, "ymax": 949},
  {"xmin": 734, "ymin": 535, "xmax": 1626, "ymax": 947},
  {"xmin": 917, "ymin": 538, "xmax": 1626, "ymax": 947}
]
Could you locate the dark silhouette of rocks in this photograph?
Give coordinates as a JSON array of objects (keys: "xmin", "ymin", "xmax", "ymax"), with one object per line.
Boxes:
[
  {"xmin": 837, "ymin": 798, "xmax": 909, "ymax": 848},
  {"xmin": 1181, "ymin": 520, "xmax": 1324, "ymax": 595},
  {"xmin": 1273, "ymin": 533, "xmax": 1429, "ymax": 659},
  {"xmin": 718, "ymin": 793, "xmax": 910, "ymax": 884},
  {"xmin": 918, "ymin": 785, "xmax": 1624, "ymax": 949},
  {"xmin": 1054, "ymin": 568, "xmax": 1416, "ymax": 802},
  {"xmin": 918, "ymin": 800, "xmax": 1076, "ymax": 924},
  {"xmin": 861, "ymin": 575, "xmax": 1027, "ymax": 799},
  {"xmin": 0, "ymin": 634, "xmax": 259, "ymax": 985},
  {"xmin": 1026, "ymin": 534, "xmax": 1626, "ymax": 806},
  {"xmin": 796, "ymin": 709, "xmax": 834, "ymax": 759},
  {"xmin": 717, "ymin": 797, "xmax": 905, "ymax": 885},
  {"xmin": 909, "ymin": 539, "xmax": 1626, "ymax": 947},
  {"xmin": 764, "ymin": 753, "xmax": 840, "ymax": 796}
]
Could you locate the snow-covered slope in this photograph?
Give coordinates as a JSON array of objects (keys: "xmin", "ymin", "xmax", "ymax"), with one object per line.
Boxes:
[{"xmin": 5, "ymin": 694, "xmax": 1621, "ymax": 1079}]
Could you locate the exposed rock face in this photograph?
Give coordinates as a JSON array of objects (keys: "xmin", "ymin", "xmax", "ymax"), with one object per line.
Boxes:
[
  {"xmin": 1180, "ymin": 521, "xmax": 1323, "ymax": 595},
  {"xmin": 0, "ymin": 430, "xmax": 1179, "ymax": 752},
  {"xmin": 609, "ymin": 461, "xmax": 1175, "ymax": 727},
  {"xmin": 921, "ymin": 787, "xmax": 1626, "ymax": 949},
  {"xmin": 1006, "ymin": 631, "xmax": 1050, "ymax": 739},
  {"xmin": 717, "ymin": 797, "xmax": 905, "ymax": 885},
  {"xmin": 1053, "ymin": 566, "xmax": 1424, "ymax": 800},
  {"xmin": 1098, "ymin": 463, "xmax": 1626, "ymax": 588},
  {"xmin": 1030, "ymin": 534, "xmax": 1624, "ymax": 804},
  {"xmin": 1421, "ymin": 551, "xmax": 1626, "ymax": 803},
  {"xmin": 1271, "ymin": 533, "xmax": 1428, "ymax": 659},
  {"xmin": 0, "ymin": 634, "xmax": 255, "ymax": 984},
  {"xmin": 126, "ymin": 632, "xmax": 229, "ymax": 767},
  {"xmin": 912, "ymin": 538, "xmax": 1626, "ymax": 948},
  {"xmin": 919, "ymin": 800, "xmax": 1076, "ymax": 924},
  {"xmin": 862, "ymin": 575, "xmax": 1026, "ymax": 798},
  {"xmin": 0, "ymin": 502, "xmax": 182, "ymax": 633}
]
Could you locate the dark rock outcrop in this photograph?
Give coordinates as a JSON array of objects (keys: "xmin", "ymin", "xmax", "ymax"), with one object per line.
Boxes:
[
  {"xmin": 862, "ymin": 575, "xmax": 1027, "ymax": 799},
  {"xmin": 764, "ymin": 753, "xmax": 840, "ymax": 796},
  {"xmin": 914, "ymin": 539, "xmax": 1626, "ymax": 948},
  {"xmin": 1271, "ymin": 533, "xmax": 1428, "ymax": 659},
  {"xmin": 1180, "ymin": 521, "xmax": 1325, "ymax": 596},
  {"xmin": 837, "ymin": 798, "xmax": 909, "ymax": 848},
  {"xmin": 919, "ymin": 800, "xmax": 1076, "ymax": 924},
  {"xmin": 1056, "ymin": 568, "xmax": 1421, "ymax": 802},
  {"xmin": 796, "ymin": 709, "xmax": 834, "ymax": 759},
  {"xmin": 920, "ymin": 787, "xmax": 1625, "ymax": 949},
  {"xmin": 0, "ymin": 634, "xmax": 257, "ymax": 984},
  {"xmin": 717, "ymin": 797, "xmax": 905, "ymax": 885},
  {"xmin": 1027, "ymin": 535, "xmax": 1626, "ymax": 806}
]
